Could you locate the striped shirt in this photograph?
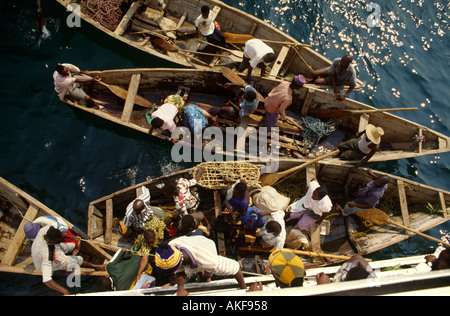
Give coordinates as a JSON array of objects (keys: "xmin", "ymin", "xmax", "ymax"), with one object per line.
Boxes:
[{"xmin": 123, "ymin": 186, "xmax": 154, "ymax": 229}]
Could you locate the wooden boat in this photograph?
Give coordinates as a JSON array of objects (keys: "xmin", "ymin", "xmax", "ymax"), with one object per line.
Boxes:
[
  {"xmin": 55, "ymin": 0, "xmax": 364, "ymax": 85},
  {"xmin": 87, "ymin": 162, "xmax": 450, "ymax": 271},
  {"xmin": 61, "ymin": 67, "xmax": 450, "ymax": 167},
  {"xmin": 79, "ymin": 254, "xmax": 450, "ymax": 296},
  {"xmin": 0, "ymin": 177, "xmax": 111, "ymax": 276}
]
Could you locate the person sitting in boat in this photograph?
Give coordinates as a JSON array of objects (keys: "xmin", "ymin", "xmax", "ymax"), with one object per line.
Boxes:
[
  {"xmin": 316, "ymin": 254, "xmax": 376, "ymax": 284},
  {"xmin": 121, "ymin": 186, "xmax": 169, "ymax": 233},
  {"xmin": 155, "ymin": 236, "xmax": 247, "ymax": 296},
  {"xmin": 238, "ymin": 38, "xmax": 277, "ymax": 80},
  {"xmin": 264, "ymin": 75, "xmax": 306, "ymax": 133},
  {"xmin": 240, "ymin": 206, "xmax": 267, "ymax": 230},
  {"xmin": 166, "ymin": 168, "xmax": 205, "ymax": 219},
  {"xmin": 31, "ymin": 226, "xmax": 106, "ymax": 295},
  {"xmin": 311, "ymin": 54, "xmax": 357, "ymax": 101},
  {"xmin": 286, "ymin": 179, "xmax": 333, "ymax": 231},
  {"xmin": 223, "ymin": 178, "xmax": 250, "ymax": 217},
  {"xmin": 336, "ymin": 168, "xmax": 389, "ymax": 217},
  {"xmin": 218, "ymin": 82, "xmax": 260, "ymax": 120},
  {"xmin": 258, "ymin": 210, "xmax": 287, "ymax": 250},
  {"xmin": 335, "ymin": 124, "xmax": 384, "ymax": 171},
  {"xmin": 24, "ymin": 215, "xmax": 81, "ymax": 250},
  {"xmin": 195, "ymin": 5, "xmax": 227, "ymax": 48},
  {"xmin": 53, "ymin": 63, "xmax": 101, "ymax": 108},
  {"xmin": 178, "ymin": 212, "xmax": 212, "ymax": 237}
]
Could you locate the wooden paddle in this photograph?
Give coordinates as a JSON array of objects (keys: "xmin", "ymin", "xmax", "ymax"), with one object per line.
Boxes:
[
  {"xmin": 308, "ymin": 107, "xmax": 418, "ymax": 119},
  {"xmin": 222, "ymin": 32, "xmax": 311, "ymax": 47},
  {"xmin": 222, "ymin": 68, "xmax": 265, "ymax": 102},
  {"xmin": 259, "ymin": 149, "xmax": 340, "ymax": 186},
  {"xmin": 238, "ymin": 245, "xmax": 370, "ymax": 261},
  {"xmin": 80, "ymin": 74, "xmax": 153, "ymax": 108},
  {"xmin": 194, "ymin": 39, "xmax": 244, "ymax": 58},
  {"xmin": 152, "ymin": 37, "xmax": 212, "ymax": 68},
  {"xmin": 357, "ymin": 208, "xmax": 450, "ymax": 248}
]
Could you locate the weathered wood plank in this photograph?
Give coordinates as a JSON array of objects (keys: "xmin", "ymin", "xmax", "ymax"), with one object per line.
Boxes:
[
  {"xmin": 121, "ymin": 73, "xmax": 141, "ymax": 122},
  {"xmin": 1, "ymin": 204, "xmax": 39, "ymax": 266},
  {"xmin": 397, "ymin": 180, "xmax": 411, "ymax": 229},
  {"xmin": 114, "ymin": 1, "xmax": 141, "ymax": 36}
]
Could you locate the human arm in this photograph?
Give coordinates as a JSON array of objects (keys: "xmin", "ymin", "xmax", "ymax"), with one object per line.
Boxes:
[
  {"xmin": 337, "ymin": 85, "xmax": 354, "ymax": 101},
  {"xmin": 44, "ymin": 279, "xmax": 70, "ymax": 296},
  {"xmin": 175, "ymin": 271, "xmax": 189, "ymax": 296},
  {"xmin": 350, "ymin": 147, "xmax": 377, "ymax": 172},
  {"xmin": 136, "ymin": 255, "xmax": 149, "ymax": 281}
]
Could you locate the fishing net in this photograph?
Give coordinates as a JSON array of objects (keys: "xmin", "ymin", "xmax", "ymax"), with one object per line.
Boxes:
[
  {"xmin": 193, "ymin": 162, "xmax": 260, "ymax": 190},
  {"xmin": 299, "ymin": 116, "xmax": 336, "ymax": 150},
  {"xmin": 81, "ymin": 0, "xmax": 131, "ymax": 31}
]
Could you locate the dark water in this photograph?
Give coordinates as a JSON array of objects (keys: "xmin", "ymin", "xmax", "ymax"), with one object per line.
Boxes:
[{"xmin": 0, "ymin": 0, "xmax": 448, "ymax": 295}]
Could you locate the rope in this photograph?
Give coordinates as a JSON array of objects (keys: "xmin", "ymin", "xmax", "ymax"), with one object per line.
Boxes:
[
  {"xmin": 298, "ymin": 116, "xmax": 336, "ymax": 149},
  {"xmin": 81, "ymin": 0, "xmax": 131, "ymax": 31}
]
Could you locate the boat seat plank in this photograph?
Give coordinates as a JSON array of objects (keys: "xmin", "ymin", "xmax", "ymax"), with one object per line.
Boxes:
[
  {"xmin": 121, "ymin": 73, "xmax": 141, "ymax": 123},
  {"xmin": 439, "ymin": 192, "xmax": 448, "ymax": 219},
  {"xmin": 88, "ymin": 205, "xmax": 104, "ymax": 240},
  {"xmin": 302, "ymin": 88, "xmax": 316, "ymax": 115},
  {"xmin": 269, "ymin": 46, "xmax": 290, "ymax": 78},
  {"xmin": 305, "ymin": 166, "xmax": 322, "ymax": 254},
  {"xmin": 114, "ymin": 1, "xmax": 141, "ymax": 36},
  {"xmin": 397, "ymin": 180, "xmax": 411, "ymax": 229},
  {"xmin": 1, "ymin": 204, "xmax": 39, "ymax": 266},
  {"xmin": 105, "ymin": 199, "xmax": 113, "ymax": 245},
  {"xmin": 358, "ymin": 113, "xmax": 369, "ymax": 132}
]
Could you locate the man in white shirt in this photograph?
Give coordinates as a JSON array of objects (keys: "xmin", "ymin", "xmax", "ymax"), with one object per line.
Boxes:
[
  {"xmin": 238, "ymin": 39, "xmax": 276, "ymax": 80},
  {"xmin": 53, "ymin": 63, "xmax": 101, "ymax": 108},
  {"xmin": 31, "ymin": 226, "xmax": 106, "ymax": 295},
  {"xmin": 258, "ymin": 210, "xmax": 286, "ymax": 250},
  {"xmin": 286, "ymin": 179, "xmax": 333, "ymax": 230},
  {"xmin": 195, "ymin": 5, "xmax": 227, "ymax": 47}
]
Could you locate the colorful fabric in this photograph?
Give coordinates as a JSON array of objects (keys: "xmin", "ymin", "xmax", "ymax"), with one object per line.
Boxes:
[
  {"xmin": 268, "ymin": 249, "xmax": 305, "ymax": 287},
  {"xmin": 155, "ymin": 242, "xmax": 183, "ymax": 275},
  {"xmin": 240, "ymin": 206, "xmax": 266, "ymax": 229},
  {"xmin": 182, "ymin": 104, "xmax": 208, "ymax": 134},
  {"xmin": 174, "ymin": 178, "xmax": 200, "ymax": 217},
  {"xmin": 132, "ymin": 216, "xmax": 167, "ymax": 256},
  {"xmin": 164, "ymin": 94, "xmax": 185, "ymax": 110}
]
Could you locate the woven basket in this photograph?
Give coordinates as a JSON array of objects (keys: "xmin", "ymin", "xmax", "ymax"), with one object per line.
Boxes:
[{"xmin": 193, "ymin": 162, "xmax": 261, "ymax": 190}]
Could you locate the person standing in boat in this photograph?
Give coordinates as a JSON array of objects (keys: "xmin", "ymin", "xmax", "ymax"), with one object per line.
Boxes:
[
  {"xmin": 311, "ymin": 54, "xmax": 357, "ymax": 101},
  {"xmin": 263, "ymin": 75, "xmax": 306, "ymax": 132},
  {"xmin": 31, "ymin": 226, "xmax": 106, "ymax": 295},
  {"xmin": 335, "ymin": 124, "xmax": 384, "ymax": 171},
  {"xmin": 336, "ymin": 168, "xmax": 389, "ymax": 216},
  {"xmin": 195, "ymin": 5, "xmax": 227, "ymax": 48},
  {"xmin": 53, "ymin": 63, "xmax": 101, "ymax": 108},
  {"xmin": 238, "ymin": 39, "xmax": 277, "ymax": 80}
]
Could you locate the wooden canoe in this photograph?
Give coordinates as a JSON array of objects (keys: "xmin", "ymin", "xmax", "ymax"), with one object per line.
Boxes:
[
  {"xmin": 87, "ymin": 162, "xmax": 450, "ymax": 272},
  {"xmin": 0, "ymin": 177, "xmax": 111, "ymax": 276},
  {"xmin": 54, "ymin": 0, "xmax": 363, "ymax": 87},
  {"xmin": 60, "ymin": 68, "xmax": 450, "ymax": 167},
  {"xmin": 79, "ymin": 254, "xmax": 450, "ymax": 296}
]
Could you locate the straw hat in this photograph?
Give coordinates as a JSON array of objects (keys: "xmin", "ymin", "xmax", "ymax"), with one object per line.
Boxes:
[
  {"xmin": 365, "ymin": 124, "xmax": 384, "ymax": 144},
  {"xmin": 268, "ymin": 249, "xmax": 305, "ymax": 288}
]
